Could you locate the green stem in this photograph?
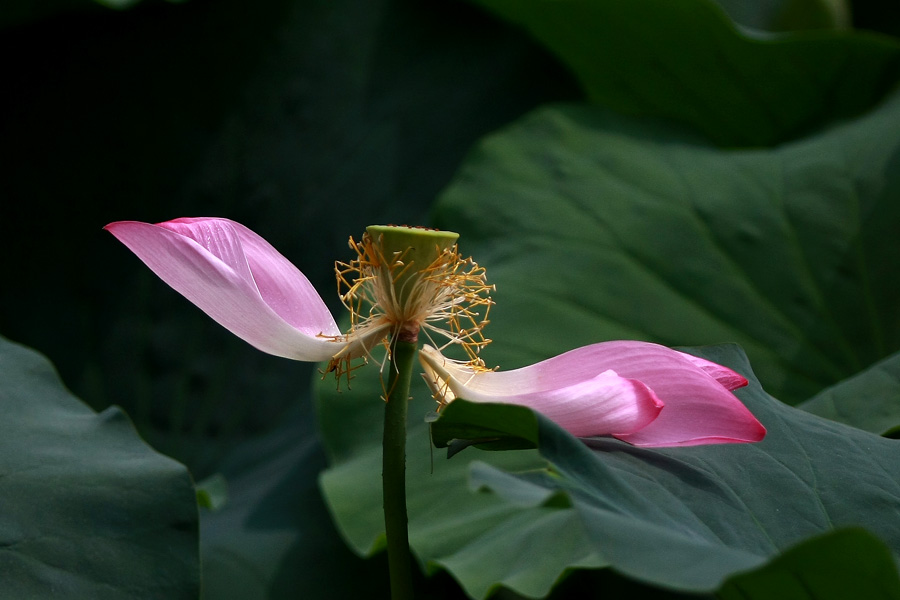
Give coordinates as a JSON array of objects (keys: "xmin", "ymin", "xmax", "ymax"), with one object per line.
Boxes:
[{"xmin": 383, "ymin": 337, "xmax": 417, "ymax": 600}]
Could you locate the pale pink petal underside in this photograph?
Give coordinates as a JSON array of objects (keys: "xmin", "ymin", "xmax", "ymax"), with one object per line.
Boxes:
[
  {"xmin": 158, "ymin": 218, "xmax": 340, "ymax": 338},
  {"xmin": 105, "ymin": 218, "xmax": 344, "ymax": 362}
]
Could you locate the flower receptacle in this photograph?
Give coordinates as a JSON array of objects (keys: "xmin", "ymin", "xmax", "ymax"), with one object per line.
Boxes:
[
  {"xmin": 366, "ymin": 225, "xmax": 459, "ymax": 311},
  {"xmin": 335, "ymin": 223, "xmax": 492, "ymax": 368}
]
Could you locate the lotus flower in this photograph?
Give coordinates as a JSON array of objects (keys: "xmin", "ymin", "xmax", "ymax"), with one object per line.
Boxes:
[
  {"xmin": 419, "ymin": 342, "xmax": 766, "ymax": 447},
  {"xmin": 107, "ymin": 217, "xmax": 765, "ymax": 447}
]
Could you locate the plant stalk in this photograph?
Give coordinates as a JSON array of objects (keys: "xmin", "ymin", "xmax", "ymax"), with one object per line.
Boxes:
[{"xmin": 383, "ymin": 336, "xmax": 417, "ymax": 600}]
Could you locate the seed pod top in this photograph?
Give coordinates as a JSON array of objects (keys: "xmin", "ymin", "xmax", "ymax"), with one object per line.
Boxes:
[
  {"xmin": 366, "ymin": 225, "xmax": 460, "ymax": 311},
  {"xmin": 331, "ymin": 224, "xmax": 494, "ymax": 378}
]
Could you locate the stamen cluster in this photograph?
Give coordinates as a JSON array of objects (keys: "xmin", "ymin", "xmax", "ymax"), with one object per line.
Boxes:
[{"xmin": 327, "ymin": 230, "xmax": 494, "ymax": 383}]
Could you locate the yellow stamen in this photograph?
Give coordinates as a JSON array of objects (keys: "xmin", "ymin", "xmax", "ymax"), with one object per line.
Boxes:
[
  {"xmin": 419, "ymin": 345, "xmax": 496, "ymax": 411},
  {"xmin": 326, "ymin": 227, "xmax": 495, "ymax": 386}
]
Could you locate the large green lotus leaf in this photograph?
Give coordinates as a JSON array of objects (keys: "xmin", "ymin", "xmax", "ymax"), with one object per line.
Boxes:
[
  {"xmin": 434, "ymin": 88, "xmax": 900, "ymax": 405},
  {"xmin": 468, "ymin": 0, "xmax": 900, "ymax": 146},
  {"xmin": 431, "ymin": 344, "xmax": 900, "ymax": 594},
  {"xmin": 719, "ymin": 528, "xmax": 900, "ymax": 600},
  {"xmin": 798, "ymin": 349, "xmax": 900, "ymax": 436},
  {"xmin": 0, "ymin": 335, "xmax": 198, "ymax": 598}
]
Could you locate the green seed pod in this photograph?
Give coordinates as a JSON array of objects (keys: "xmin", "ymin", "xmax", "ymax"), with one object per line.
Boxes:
[{"xmin": 366, "ymin": 225, "xmax": 459, "ymax": 312}]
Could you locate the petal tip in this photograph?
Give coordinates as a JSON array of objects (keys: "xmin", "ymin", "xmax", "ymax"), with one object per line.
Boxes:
[{"xmin": 103, "ymin": 220, "xmax": 144, "ymax": 238}]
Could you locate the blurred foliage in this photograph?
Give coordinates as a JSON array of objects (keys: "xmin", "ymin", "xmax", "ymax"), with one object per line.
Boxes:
[
  {"xmin": 0, "ymin": 336, "xmax": 198, "ymax": 598},
  {"xmin": 468, "ymin": 0, "xmax": 900, "ymax": 147},
  {"xmin": 713, "ymin": 0, "xmax": 851, "ymax": 32}
]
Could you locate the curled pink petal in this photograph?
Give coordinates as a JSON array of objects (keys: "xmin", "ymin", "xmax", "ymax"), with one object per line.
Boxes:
[
  {"xmin": 422, "ymin": 341, "xmax": 765, "ymax": 448},
  {"xmin": 419, "ymin": 345, "xmax": 664, "ymax": 437},
  {"xmin": 105, "ymin": 218, "xmax": 346, "ymax": 361},
  {"xmin": 548, "ymin": 341, "xmax": 764, "ymax": 447},
  {"xmin": 676, "ymin": 351, "xmax": 748, "ymax": 391}
]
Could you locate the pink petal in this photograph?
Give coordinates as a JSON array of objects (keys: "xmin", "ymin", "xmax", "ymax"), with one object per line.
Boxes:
[
  {"xmin": 419, "ymin": 345, "xmax": 664, "ymax": 437},
  {"xmin": 105, "ymin": 218, "xmax": 345, "ymax": 361},
  {"xmin": 542, "ymin": 341, "xmax": 764, "ymax": 447},
  {"xmin": 676, "ymin": 351, "xmax": 748, "ymax": 391}
]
